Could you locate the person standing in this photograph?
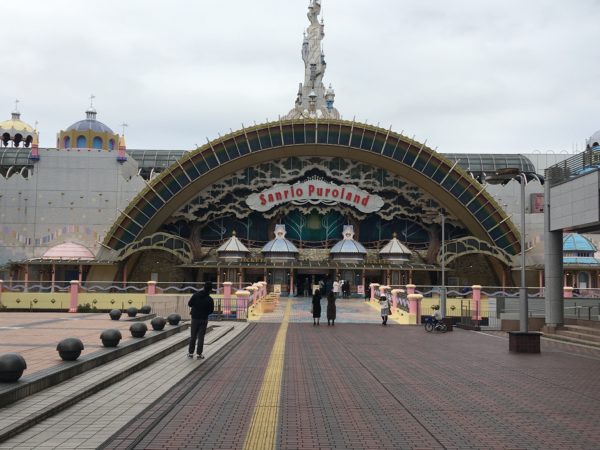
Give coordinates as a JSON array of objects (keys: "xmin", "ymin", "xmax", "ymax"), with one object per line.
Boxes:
[
  {"xmin": 332, "ymin": 280, "xmax": 340, "ymax": 298},
  {"xmin": 312, "ymin": 289, "xmax": 322, "ymax": 326},
  {"xmin": 379, "ymin": 294, "xmax": 391, "ymax": 326},
  {"xmin": 187, "ymin": 281, "xmax": 215, "ymax": 359},
  {"xmin": 303, "ymin": 278, "xmax": 311, "ymax": 297},
  {"xmin": 326, "ymin": 291, "xmax": 336, "ymax": 326}
]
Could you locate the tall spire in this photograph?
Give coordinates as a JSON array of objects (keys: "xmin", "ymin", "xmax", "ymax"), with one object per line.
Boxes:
[{"xmin": 284, "ymin": 0, "xmax": 340, "ymax": 119}]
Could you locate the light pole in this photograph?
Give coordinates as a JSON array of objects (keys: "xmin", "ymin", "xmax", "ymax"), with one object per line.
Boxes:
[
  {"xmin": 440, "ymin": 210, "xmax": 446, "ymax": 318},
  {"xmin": 486, "ymin": 169, "xmax": 544, "ymax": 334}
]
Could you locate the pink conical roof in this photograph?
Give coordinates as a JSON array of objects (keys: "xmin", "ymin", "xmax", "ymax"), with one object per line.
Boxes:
[{"xmin": 42, "ymin": 242, "xmax": 95, "ymax": 260}]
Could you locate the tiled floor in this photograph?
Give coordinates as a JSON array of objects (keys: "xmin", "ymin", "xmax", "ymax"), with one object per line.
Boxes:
[{"xmin": 253, "ymin": 296, "xmax": 390, "ymax": 324}]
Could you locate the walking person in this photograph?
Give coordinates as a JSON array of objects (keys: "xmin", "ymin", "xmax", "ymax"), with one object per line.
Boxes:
[
  {"xmin": 312, "ymin": 289, "xmax": 322, "ymax": 325},
  {"xmin": 187, "ymin": 281, "xmax": 215, "ymax": 359},
  {"xmin": 326, "ymin": 291, "xmax": 336, "ymax": 326},
  {"xmin": 379, "ymin": 294, "xmax": 391, "ymax": 326}
]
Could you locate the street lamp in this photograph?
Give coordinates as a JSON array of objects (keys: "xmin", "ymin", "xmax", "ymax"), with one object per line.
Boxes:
[
  {"xmin": 439, "ymin": 210, "xmax": 446, "ymax": 318},
  {"xmin": 486, "ymin": 169, "xmax": 544, "ymax": 334}
]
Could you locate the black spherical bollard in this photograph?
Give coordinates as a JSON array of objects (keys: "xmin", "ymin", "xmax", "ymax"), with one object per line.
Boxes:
[
  {"xmin": 151, "ymin": 316, "xmax": 166, "ymax": 331},
  {"xmin": 0, "ymin": 353, "xmax": 27, "ymax": 382},
  {"xmin": 167, "ymin": 313, "xmax": 181, "ymax": 325},
  {"xmin": 100, "ymin": 329, "xmax": 122, "ymax": 347},
  {"xmin": 109, "ymin": 309, "xmax": 122, "ymax": 321},
  {"xmin": 140, "ymin": 305, "xmax": 152, "ymax": 314},
  {"xmin": 130, "ymin": 322, "xmax": 148, "ymax": 338},
  {"xmin": 57, "ymin": 338, "xmax": 84, "ymax": 361},
  {"xmin": 126, "ymin": 307, "xmax": 138, "ymax": 318}
]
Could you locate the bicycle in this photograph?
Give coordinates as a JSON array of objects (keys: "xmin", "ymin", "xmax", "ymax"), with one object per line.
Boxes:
[{"xmin": 424, "ymin": 317, "xmax": 447, "ymax": 333}]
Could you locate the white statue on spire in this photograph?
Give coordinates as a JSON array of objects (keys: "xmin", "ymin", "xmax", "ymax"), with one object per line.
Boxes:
[{"xmin": 284, "ymin": 0, "xmax": 340, "ymax": 120}]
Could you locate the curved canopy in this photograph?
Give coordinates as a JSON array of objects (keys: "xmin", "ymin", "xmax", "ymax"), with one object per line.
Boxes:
[
  {"xmin": 43, "ymin": 242, "xmax": 95, "ymax": 260},
  {"xmin": 100, "ymin": 119, "xmax": 520, "ymax": 258}
]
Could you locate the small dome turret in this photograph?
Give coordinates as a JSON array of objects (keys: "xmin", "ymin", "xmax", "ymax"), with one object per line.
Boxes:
[
  {"xmin": 587, "ymin": 130, "xmax": 600, "ymax": 149},
  {"xmin": 0, "ymin": 103, "xmax": 37, "ymax": 148},
  {"xmin": 262, "ymin": 225, "xmax": 298, "ymax": 261},
  {"xmin": 217, "ymin": 231, "xmax": 250, "ymax": 261},
  {"xmin": 379, "ymin": 233, "xmax": 412, "ymax": 262},
  {"xmin": 58, "ymin": 98, "xmax": 119, "ymax": 151},
  {"xmin": 330, "ymin": 225, "xmax": 366, "ymax": 262}
]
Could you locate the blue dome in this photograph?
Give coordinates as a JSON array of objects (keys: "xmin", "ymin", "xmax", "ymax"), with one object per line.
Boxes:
[
  {"xmin": 563, "ymin": 234, "xmax": 596, "ymax": 252},
  {"xmin": 66, "ymin": 109, "xmax": 114, "ymax": 134}
]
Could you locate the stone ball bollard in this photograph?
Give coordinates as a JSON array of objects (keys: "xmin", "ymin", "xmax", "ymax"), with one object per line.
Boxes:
[
  {"xmin": 167, "ymin": 313, "xmax": 181, "ymax": 325},
  {"xmin": 0, "ymin": 353, "xmax": 27, "ymax": 382},
  {"xmin": 151, "ymin": 316, "xmax": 166, "ymax": 331},
  {"xmin": 57, "ymin": 338, "xmax": 84, "ymax": 361},
  {"xmin": 109, "ymin": 309, "xmax": 122, "ymax": 321},
  {"xmin": 140, "ymin": 305, "xmax": 152, "ymax": 314},
  {"xmin": 100, "ymin": 329, "xmax": 122, "ymax": 347},
  {"xmin": 126, "ymin": 307, "xmax": 138, "ymax": 318},
  {"xmin": 129, "ymin": 322, "xmax": 148, "ymax": 338}
]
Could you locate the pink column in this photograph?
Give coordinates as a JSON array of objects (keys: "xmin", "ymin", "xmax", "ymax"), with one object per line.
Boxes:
[
  {"xmin": 69, "ymin": 280, "xmax": 80, "ymax": 313},
  {"xmin": 391, "ymin": 289, "xmax": 401, "ymax": 314},
  {"xmin": 0, "ymin": 280, "xmax": 3, "ymax": 307},
  {"xmin": 24, "ymin": 267, "xmax": 29, "ymax": 293},
  {"xmin": 406, "ymin": 284, "xmax": 416, "ymax": 295},
  {"xmin": 235, "ymin": 290, "xmax": 250, "ymax": 320},
  {"xmin": 408, "ymin": 293, "xmax": 423, "ymax": 324},
  {"xmin": 223, "ymin": 282, "xmax": 232, "ymax": 315},
  {"xmin": 147, "ymin": 280, "xmax": 157, "ymax": 295},
  {"xmin": 378, "ymin": 285, "xmax": 388, "ymax": 299},
  {"xmin": 471, "ymin": 284, "xmax": 481, "ymax": 320},
  {"xmin": 564, "ymin": 286, "xmax": 573, "ymax": 298},
  {"xmin": 370, "ymin": 283, "xmax": 380, "ymax": 301},
  {"xmin": 51, "ymin": 264, "xmax": 56, "ymax": 293}
]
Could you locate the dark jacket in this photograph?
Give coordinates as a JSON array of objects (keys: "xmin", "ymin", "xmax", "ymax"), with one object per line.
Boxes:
[
  {"xmin": 188, "ymin": 289, "xmax": 215, "ymax": 320},
  {"xmin": 312, "ymin": 292, "xmax": 322, "ymax": 318}
]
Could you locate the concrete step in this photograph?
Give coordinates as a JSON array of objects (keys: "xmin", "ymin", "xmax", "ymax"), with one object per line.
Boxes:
[
  {"xmin": 0, "ymin": 323, "xmax": 239, "ymax": 444},
  {"xmin": 542, "ymin": 332, "xmax": 600, "ymax": 349},
  {"xmin": 562, "ymin": 324, "xmax": 600, "ymax": 336},
  {"xmin": 555, "ymin": 329, "xmax": 600, "ymax": 343}
]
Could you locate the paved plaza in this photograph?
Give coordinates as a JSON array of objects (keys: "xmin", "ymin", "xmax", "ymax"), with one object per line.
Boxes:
[{"xmin": 0, "ymin": 299, "xmax": 600, "ymax": 449}]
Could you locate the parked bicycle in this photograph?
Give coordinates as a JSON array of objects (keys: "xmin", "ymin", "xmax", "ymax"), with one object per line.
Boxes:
[{"xmin": 424, "ymin": 317, "xmax": 447, "ymax": 333}]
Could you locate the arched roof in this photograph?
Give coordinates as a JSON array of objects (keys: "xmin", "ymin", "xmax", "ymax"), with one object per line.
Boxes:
[
  {"xmin": 99, "ymin": 119, "xmax": 521, "ymax": 258},
  {"xmin": 42, "ymin": 242, "xmax": 95, "ymax": 260}
]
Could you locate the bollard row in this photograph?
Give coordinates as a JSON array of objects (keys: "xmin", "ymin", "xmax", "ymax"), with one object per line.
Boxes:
[{"xmin": 0, "ymin": 310, "xmax": 184, "ymax": 382}]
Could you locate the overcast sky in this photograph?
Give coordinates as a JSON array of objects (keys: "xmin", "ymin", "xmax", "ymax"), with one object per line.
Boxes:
[{"xmin": 3, "ymin": 0, "xmax": 599, "ymax": 154}]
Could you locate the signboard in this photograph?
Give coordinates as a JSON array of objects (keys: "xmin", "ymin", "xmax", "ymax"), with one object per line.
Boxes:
[
  {"xmin": 246, "ymin": 179, "xmax": 384, "ymax": 213},
  {"xmin": 273, "ymin": 284, "xmax": 282, "ymax": 294},
  {"xmin": 357, "ymin": 285, "xmax": 365, "ymax": 295},
  {"xmin": 530, "ymin": 193, "xmax": 544, "ymax": 213}
]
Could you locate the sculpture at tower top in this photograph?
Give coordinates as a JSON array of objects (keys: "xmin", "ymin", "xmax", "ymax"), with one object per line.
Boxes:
[{"xmin": 284, "ymin": 0, "xmax": 340, "ymax": 120}]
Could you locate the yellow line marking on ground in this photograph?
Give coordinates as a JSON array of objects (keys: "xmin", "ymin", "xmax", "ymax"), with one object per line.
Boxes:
[{"xmin": 243, "ymin": 300, "xmax": 291, "ymax": 450}]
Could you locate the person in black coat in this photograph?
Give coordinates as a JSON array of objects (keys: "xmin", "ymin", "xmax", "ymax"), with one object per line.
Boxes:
[
  {"xmin": 312, "ymin": 289, "xmax": 322, "ymax": 326},
  {"xmin": 326, "ymin": 291, "xmax": 336, "ymax": 326},
  {"xmin": 187, "ymin": 281, "xmax": 215, "ymax": 359}
]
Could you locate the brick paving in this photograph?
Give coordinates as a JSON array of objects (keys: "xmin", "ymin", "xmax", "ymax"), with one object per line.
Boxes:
[
  {"xmin": 100, "ymin": 306, "xmax": 600, "ymax": 449},
  {"xmin": 3, "ymin": 304, "xmax": 600, "ymax": 449},
  {"xmin": 0, "ymin": 313, "xmax": 141, "ymax": 376}
]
